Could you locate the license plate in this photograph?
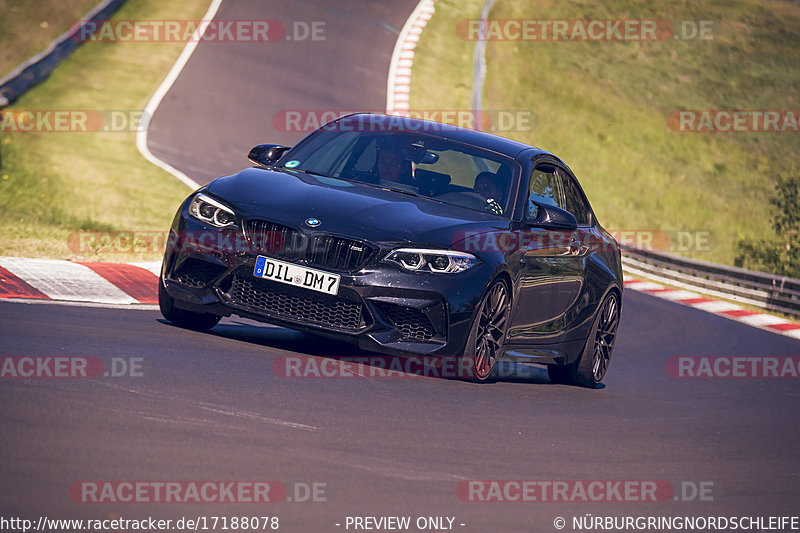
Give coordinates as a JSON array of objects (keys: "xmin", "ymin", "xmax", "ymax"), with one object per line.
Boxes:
[{"xmin": 253, "ymin": 256, "xmax": 341, "ymax": 296}]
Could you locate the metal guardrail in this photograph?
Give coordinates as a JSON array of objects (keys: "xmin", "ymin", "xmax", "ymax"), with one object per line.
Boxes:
[
  {"xmin": 622, "ymin": 246, "xmax": 800, "ymax": 318},
  {"xmin": 0, "ymin": 0, "xmax": 126, "ymax": 106}
]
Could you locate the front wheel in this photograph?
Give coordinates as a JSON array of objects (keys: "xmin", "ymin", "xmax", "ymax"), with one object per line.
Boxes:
[
  {"xmin": 548, "ymin": 291, "xmax": 620, "ymax": 388},
  {"xmin": 158, "ymin": 279, "xmax": 221, "ymax": 332},
  {"xmin": 461, "ymin": 280, "xmax": 511, "ymax": 382}
]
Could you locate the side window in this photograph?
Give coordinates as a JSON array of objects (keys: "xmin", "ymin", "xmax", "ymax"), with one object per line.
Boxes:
[
  {"xmin": 559, "ymin": 168, "xmax": 592, "ymax": 226},
  {"xmin": 527, "ymin": 164, "xmax": 564, "ymax": 219}
]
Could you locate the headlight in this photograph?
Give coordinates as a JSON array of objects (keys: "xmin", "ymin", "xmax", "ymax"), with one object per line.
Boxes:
[
  {"xmin": 188, "ymin": 193, "xmax": 236, "ymax": 228},
  {"xmin": 383, "ymin": 248, "xmax": 479, "ymax": 273}
]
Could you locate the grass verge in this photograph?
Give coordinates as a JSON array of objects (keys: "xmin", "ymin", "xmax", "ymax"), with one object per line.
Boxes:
[
  {"xmin": 410, "ymin": 0, "xmax": 800, "ymax": 268},
  {"xmin": 0, "ymin": 0, "xmax": 210, "ymax": 262},
  {"xmin": 0, "ymin": 0, "xmax": 100, "ymax": 78}
]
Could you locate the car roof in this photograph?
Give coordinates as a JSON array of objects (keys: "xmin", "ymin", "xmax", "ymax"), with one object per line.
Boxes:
[{"xmin": 332, "ymin": 113, "xmax": 553, "ymax": 161}]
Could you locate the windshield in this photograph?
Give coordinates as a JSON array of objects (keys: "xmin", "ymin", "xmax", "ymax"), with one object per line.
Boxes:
[{"xmin": 278, "ymin": 128, "xmax": 518, "ymax": 218}]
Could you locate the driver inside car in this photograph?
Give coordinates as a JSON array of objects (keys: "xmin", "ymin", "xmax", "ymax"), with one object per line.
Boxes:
[
  {"xmin": 474, "ymin": 171, "xmax": 505, "ymax": 215},
  {"xmin": 376, "ymin": 142, "xmax": 414, "ymax": 185}
]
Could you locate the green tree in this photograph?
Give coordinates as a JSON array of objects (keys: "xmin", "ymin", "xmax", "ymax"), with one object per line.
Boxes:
[{"xmin": 735, "ymin": 168, "xmax": 800, "ymax": 277}]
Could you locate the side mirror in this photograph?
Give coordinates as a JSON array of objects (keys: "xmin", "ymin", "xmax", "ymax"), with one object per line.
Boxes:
[
  {"xmin": 248, "ymin": 144, "xmax": 291, "ymax": 166},
  {"xmin": 527, "ymin": 202, "xmax": 577, "ymax": 230}
]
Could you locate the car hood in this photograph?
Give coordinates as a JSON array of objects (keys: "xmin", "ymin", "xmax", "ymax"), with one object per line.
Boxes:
[{"xmin": 205, "ymin": 167, "xmax": 509, "ymax": 249}]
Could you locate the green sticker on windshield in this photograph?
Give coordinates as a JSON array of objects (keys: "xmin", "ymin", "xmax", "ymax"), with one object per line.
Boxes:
[{"xmin": 285, "ymin": 160, "xmax": 300, "ymax": 168}]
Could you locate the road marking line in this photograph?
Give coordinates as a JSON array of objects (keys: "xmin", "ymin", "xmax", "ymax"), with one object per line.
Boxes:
[
  {"xmin": 198, "ymin": 405, "xmax": 317, "ymax": 431},
  {"xmin": 135, "ymin": 0, "xmax": 224, "ymax": 190},
  {"xmin": 0, "ymin": 297, "xmax": 158, "ymax": 310}
]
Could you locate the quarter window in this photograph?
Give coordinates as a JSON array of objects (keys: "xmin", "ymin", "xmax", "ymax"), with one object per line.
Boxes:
[{"xmin": 559, "ymin": 168, "xmax": 592, "ymax": 226}]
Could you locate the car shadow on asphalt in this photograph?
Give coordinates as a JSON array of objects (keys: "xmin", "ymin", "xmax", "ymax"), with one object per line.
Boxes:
[{"xmin": 165, "ymin": 317, "xmax": 553, "ymax": 385}]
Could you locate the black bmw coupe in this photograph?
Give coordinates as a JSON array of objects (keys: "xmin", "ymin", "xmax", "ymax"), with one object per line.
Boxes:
[{"xmin": 159, "ymin": 113, "xmax": 623, "ymax": 387}]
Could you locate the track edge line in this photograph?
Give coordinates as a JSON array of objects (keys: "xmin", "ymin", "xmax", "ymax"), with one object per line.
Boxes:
[{"xmin": 135, "ymin": 0, "xmax": 225, "ymax": 191}]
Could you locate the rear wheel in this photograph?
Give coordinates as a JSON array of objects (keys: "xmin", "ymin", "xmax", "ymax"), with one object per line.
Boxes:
[
  {"xmin": 461, "ymin": 280, "xmax": 511, "ymax": 382},
  {"xmin": 548, "ymin": 291, "xmax": 619, "ymax": 388},
  {"xmin": 158, "ymin": 279, "xmax": 221, "ymax": 332}
]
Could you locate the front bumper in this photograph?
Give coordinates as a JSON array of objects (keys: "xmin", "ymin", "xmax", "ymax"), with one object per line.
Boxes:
[{"xmin": 161, "ymin": 223, "xmax": 492, "ymax": 358}]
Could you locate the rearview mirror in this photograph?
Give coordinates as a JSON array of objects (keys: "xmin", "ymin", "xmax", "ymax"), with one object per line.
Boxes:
[
  {"xmin": 420, "ymin": 151, "xmax": 439, "ymax": 164},
  {"xmin": 527, "ymin": 202, "xmax": 577, "ymax": 231},
  {"xmin": 400, "ymin": 140, "xmax": 439, "ymax": 165},
  {"xmin": 248, "ymin": 144, "xmax": 291, "ymax": 166}
]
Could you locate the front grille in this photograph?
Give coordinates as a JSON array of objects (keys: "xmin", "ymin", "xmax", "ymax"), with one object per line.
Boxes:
[
  {"xmin": 173, "ymin": 258, "xmax": 227, "ymax": 287},
  {"xmin": 245, "ymin": 219, "xmax": 373, "ymax": 272},
  {"xmin": 246, "ymin": 219, "xmax": 304, "ymax": 260},
  {"xmin": 307, "ymin": 234, "xmax": 370, "ymax": 271},
  {"xmin": 379, "ymin": 303, "xmax": 438, "ymax": 341},
  {"xmin": 222, "ymin": 275, "xmax": 367, "ymax": 331}
]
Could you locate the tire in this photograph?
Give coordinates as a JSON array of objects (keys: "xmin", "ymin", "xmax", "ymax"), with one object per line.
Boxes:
[
  {"xmin": 158, "ymin": 279, "xmax": 221, "ymax": 332},
  {"xmin": 548, "ymin": 291, "xmax": 620, "ymax": 388},
  {"xmin": 460, "ymin": 280, "xmax": 511, "ymax": 382}
]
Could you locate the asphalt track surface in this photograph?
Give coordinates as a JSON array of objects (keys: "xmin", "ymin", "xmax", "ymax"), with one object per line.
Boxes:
[
  {"xmin": 2, "ymin": 0, "xmax": 800, "ymax": 531},
  {"xmin": 147, "ymin": 0, "xmax": 409, "ymax": 184}
]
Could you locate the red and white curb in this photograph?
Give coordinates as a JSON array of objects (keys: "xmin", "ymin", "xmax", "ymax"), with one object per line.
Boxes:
[
  {"xmin": 386, "ymin": 0, "xmax": 436, "ymax": 115},
  {"xmin": 2, "ymin": 257, "xmax": 798, "ymax": 342},
  {"xmin": 624, "ymin": 278, "xmax": 800, "ymax": 341},
  {"xmin": 0, "ymin": 257, "xmax": 160, "ymax": 305}
]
